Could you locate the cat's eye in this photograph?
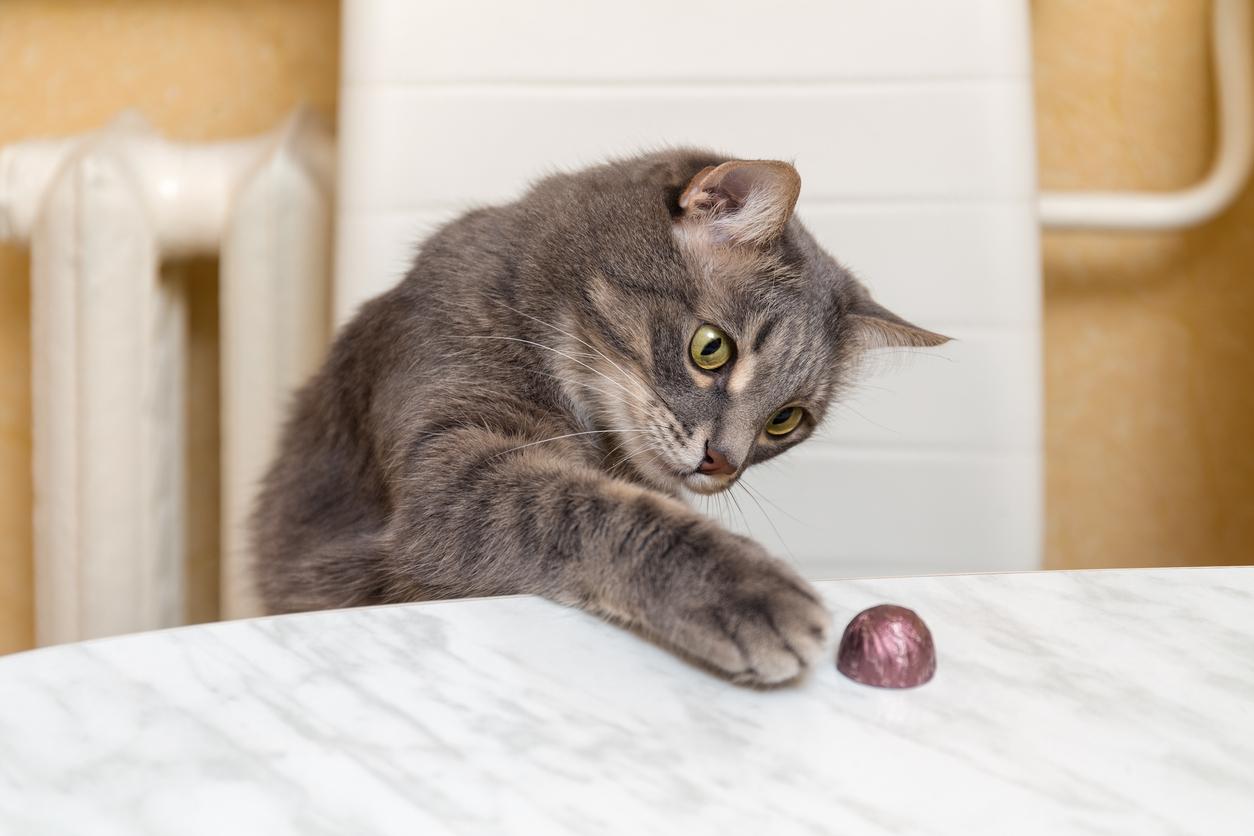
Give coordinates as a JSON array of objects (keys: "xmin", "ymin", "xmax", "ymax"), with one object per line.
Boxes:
[
  {"xmin": 765, "ymin": 405, "xmax": 804, "ymax": 436},
  {"xmin": 689, "ymin": 324, "xmax": 733, "ymax": 370}
]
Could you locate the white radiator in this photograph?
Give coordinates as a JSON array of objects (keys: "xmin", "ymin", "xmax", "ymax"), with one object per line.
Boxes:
[
  {"xmin": 336, "ymin": 0, "xmax": 1044, "ymax": 579},
  {"xmin": 0, "ymin": 111, "xmax": 334, "ymax": 644}
]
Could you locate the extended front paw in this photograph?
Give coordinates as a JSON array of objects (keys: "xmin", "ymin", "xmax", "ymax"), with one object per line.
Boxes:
[{"xmin": 659, "ymin": 556, "xmax": 831, "ymax": 686}]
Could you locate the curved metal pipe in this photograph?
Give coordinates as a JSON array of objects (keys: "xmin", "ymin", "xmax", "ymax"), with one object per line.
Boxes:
[{"xmin": 1038, "ymin": 0, "xmax": 1253, "ymax": 230}]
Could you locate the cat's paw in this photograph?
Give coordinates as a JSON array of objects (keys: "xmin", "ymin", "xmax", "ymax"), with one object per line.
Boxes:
[{"xmin": 663, "ymin": 557, "xmax": 831, "ymax": 686}]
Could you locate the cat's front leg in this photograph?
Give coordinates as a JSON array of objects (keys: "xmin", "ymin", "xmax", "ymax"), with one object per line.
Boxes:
[
  {"xmin": 389, "ymin": 432, "xmax": 830, "ymax": 685},
  {"xmin": 574, "ymin": 496, "xmax": 832, "ymax": 686}
]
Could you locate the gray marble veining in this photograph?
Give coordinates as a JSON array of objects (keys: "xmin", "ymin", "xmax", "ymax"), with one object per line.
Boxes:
[{"xmin": 1, "ymin": 568, "xmax": 1252, "ymax": 835}]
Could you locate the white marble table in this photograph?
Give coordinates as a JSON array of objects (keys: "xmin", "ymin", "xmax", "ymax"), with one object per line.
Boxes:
[{"xmin": 1, "ymin": 568, "xmax": 1252, "ymax": 835}]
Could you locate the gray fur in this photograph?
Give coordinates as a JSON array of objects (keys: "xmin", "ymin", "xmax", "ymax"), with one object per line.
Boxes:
[{"xmin": 253, "ymin": 149, "xmax": 945, "ymax": 686}]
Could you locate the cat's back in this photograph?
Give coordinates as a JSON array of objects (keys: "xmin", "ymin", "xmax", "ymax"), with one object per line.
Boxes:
[{"xmin": 251, "ymin": 204, "xmax": 533, "ymax": 604}]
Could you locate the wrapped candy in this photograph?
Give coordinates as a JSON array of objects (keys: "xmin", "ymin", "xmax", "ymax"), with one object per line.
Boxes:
[{"xmin": 836, "ymin": 604, "xmax": 936, "ymax": 688}]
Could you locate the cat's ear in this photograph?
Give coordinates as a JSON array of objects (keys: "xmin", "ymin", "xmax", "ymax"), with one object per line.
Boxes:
[
  {"xmin": 849, "ymin": 297, "xmax": 951, "ymax": 349},
  {"xmin": 677, "ymin": 160, "xmax": 801, "ymax": 246}
]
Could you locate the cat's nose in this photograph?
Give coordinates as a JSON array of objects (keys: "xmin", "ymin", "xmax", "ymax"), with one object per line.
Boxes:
[{"xmin": 698, "ymin": 445, "xmax": 737, "ymax": 477}]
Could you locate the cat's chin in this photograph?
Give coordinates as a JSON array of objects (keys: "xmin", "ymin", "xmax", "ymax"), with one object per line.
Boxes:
[{"xmin": 681, "ymin": 472, "xmax": 737, "ymax": 496}]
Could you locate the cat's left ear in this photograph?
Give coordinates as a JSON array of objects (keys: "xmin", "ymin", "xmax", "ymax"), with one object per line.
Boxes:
[
  {"xmin": 678, "ymin": 160, "xmax": 801, "ymax": 246},
  {"xmin": 849, "ymin": 297, "xmax": 951, "ymax": 349}
]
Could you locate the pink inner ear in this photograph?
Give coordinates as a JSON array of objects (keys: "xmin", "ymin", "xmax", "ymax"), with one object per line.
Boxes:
[
  {"xmin": 711, "ymin": 167, "xmax": 759, "ymax": 206},
  {"xmin": 678, "ymin": 166, "xmax": 717, "ymax": 210},
  {"xmin": 681, "ymin": 162, "xmax": 785, "ymax": 212},
  {"xmin": 677, "ymin": 160, "xmax": 802, "ymax": 245}
]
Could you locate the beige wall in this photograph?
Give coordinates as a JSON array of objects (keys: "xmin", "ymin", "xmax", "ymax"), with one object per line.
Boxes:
[
  {"xmin": 0, "ymin": 0, "xmax": 339, "ymax": 653},
  {"xmin": 1035, "ymin": 0, "xmax": 1254, "ymax": 569},
  {"xmin": 0, "ymin": 0, "xmax": 1249, "ymax": 652}
]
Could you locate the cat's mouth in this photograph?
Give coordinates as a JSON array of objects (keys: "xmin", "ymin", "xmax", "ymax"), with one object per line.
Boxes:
[
  {"xmin": 682, "ymin": 450, "xmax": 740, "ymax": 494},
  {"xmin": 629, "ymin": 448, "xmax": 737, "ymax": 495}
]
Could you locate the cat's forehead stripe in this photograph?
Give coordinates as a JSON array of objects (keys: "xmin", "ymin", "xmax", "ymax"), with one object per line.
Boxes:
[
  {"xmin": 726, "ymin": 352, "xmax": 756, "ymax": 395},
  {"xmin": 751, "ymin": 315, "xmax": 780, "ymax": 353}
]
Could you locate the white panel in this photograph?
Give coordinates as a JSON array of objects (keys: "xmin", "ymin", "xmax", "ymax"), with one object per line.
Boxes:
[
  {"xmin": 334, "ymin": 211, "xmax": 452, "ymax": 320},
  {"xmin": 344, "ymin": 0, "xmax": 1030, "ymax": 82},
  {"xmin": 338, "ymin": 82, "xmax": 1037, "ymax": 211},
  {"xmin": 715, "ymin": 451, "xmax": 1042, "ymax": 579},
  {"xmin": 820, "ymin": 330, "xmax": 1040, "ymax": 451},
  {"xmin": 800, "ymin": 203, "xmax": 1041, "ymax": 326}
]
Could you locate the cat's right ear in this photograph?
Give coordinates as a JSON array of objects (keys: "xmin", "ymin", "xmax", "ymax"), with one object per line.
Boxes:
[
  {"xmin": 848, "ymin": 296, "xmax": 951, "ymax": 349},
  {"xmin": 677, "ymin": 160, "xmax": 801, "ymax": 246}
]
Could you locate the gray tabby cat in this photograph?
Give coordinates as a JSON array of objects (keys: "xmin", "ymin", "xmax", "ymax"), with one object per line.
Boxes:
[{"xmin": 253, "ymin": 149, "xmax": 947, "ymax": 686}]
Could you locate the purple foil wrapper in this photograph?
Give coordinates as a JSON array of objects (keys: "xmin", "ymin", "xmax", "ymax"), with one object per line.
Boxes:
[{"xmin": 836, "ymin": 604, "xmax": 936, "ymax": 689}]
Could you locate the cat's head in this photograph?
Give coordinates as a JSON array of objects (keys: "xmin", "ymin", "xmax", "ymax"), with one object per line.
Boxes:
[{"xmin": 541, "ymin": 153, "xmax": 947, "ymax": 496}]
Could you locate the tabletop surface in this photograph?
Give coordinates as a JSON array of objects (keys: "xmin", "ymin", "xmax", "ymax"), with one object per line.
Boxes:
[{"xmin": 1, "ymin": 567, "xmax": 1252, "ymax": 835}]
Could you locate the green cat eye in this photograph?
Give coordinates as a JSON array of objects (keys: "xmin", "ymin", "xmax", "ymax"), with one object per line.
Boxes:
[
  {"xmin": 765, "ymin": 405, "xmax": 804, "ymax": 436},
  {"xmin": 689, "ymin": 324, "xmax": 733, "ymax": 370}
]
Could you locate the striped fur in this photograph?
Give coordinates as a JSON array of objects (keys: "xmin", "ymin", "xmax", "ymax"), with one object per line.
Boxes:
[{"xmin": 253, "ymin": 149, "xmax": 945, "ymax": 685}]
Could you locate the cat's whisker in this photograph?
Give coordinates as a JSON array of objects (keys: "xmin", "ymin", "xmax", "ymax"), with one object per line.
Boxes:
[
  {"xmin": 695, "ymin": 492, "xmax": 715, "ymax": 524},
  {"xmin": 482, "ymin": 301, "xmax": 653, "ymax": 397},
  {"xmin": 831, "ymin": 401, "xmax": 900, "ymax": 435},
  {"xmin": 462, "ymin": 335, "xmax": 651, "ymax": 408},
  {"xmin": 598, "ymin": 439, "xmax": 632, "ymax": 472},
  {"xmin": 709, "ymin": 490, "xmax": 727, "ymax": 530},
  {"xmin": 738, "ymin": 479, "xmax": 811, "ymax": 529},
  {"xmin": 735, "ymin": 482, "xmax": 797, "ymax": 561},
  {"xmin": 719, "ymin": 492, "xmax": 734, "ymax": 530},
  {"xmin": 634, "ymin": 440, "xmax": 686, "ymax": 485},
  {"xmin": 878, "ymin": 348, "xmax": 955, "ymax": 362},
  {"xmin": 561, "ymin": 380, "xmax": 637, "ymax": 413},
  {"xmin": 530, "ymin": 349, "xmax": 684, "ymax": 449},
  {"xmin": 527, "ymin": 368, "xmax": 643, "ymax": 413},
  {"xmin": 597, "ymin": 428, "xmax": 658, "ymax": 470},
  {"xmin": 589, "ymin": 357, "xmax": 655, "ymax": 409},
  {"xmin": 490, "ymin": 299, "xmax": 658, "ymax": 404},
  {"xmin": 725, "ymin": 485, "xmax": 754, "ymax": 537},
  {"xmin": 491, "ymin": 428, "xmax": 659, "ymax": 459},
  {"xmin": 842, "ymin": 380, "xmax": 894, "ymax": 396},
  {"xmin": 705, "ymin": 492, "xmax": 722, "ymax": 526},
  {"xmin": 702, "ymin": 493, "xmax": 722, "ymax": 526}
]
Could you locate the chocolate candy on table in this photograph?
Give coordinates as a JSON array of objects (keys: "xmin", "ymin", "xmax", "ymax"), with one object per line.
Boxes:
[{"xmin": 836, "ymin": 604, "xmax": 936, "ymax": 689}]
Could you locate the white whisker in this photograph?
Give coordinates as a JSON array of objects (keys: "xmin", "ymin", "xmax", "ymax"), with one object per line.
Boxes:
[
  {"xmin": 739, "ymin": 479, "xmax": 809, "ymax": 528},
  {"xmin": 527, "ymin": 368, "xmax": 642, "ymax": 413},
  {"xmin": 463, "ymin": 335, "xmax": 650, "ymax": 407},
  {"xmin": 492, "ymin": 428, "xmax": 658, "ymax": 459},
  {"xmin": 726, "ymin": 485, "xmax": 754, "ymax": 537},
  {"xmin": 735, "ymin": 481, "xmax": 797, "ymax": 560},
  {"xmin": 490, "ymin": 299, "xmax": 656, "ymax": 401}
]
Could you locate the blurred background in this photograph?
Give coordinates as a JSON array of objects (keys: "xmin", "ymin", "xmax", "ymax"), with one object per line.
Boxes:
[{"xmin": 1, "ymin": 0, "xmax": 1251, "ymax": 655}]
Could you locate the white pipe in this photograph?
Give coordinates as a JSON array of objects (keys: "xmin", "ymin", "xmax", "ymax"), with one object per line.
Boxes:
[
  {"xmin": 23, "ymin": 123, "xmax": 184, "ymax": 643},
  {"xmin": 1, "ymin": 112, "xmax": 281, "ymax": 256},
  {"xmin": 220, "ymin": 115, "xmax": 334, "ymax": 620},
  {"xmin": 0, "ymin": 111, "xmax": 334, "ymax": 643},
  {"xmin": 1039, "ymin": 0, "xmax": 1254, "ymax": 230}
]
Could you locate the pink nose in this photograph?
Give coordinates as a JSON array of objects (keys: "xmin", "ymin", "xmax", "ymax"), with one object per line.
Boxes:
[{"xmin": 698, "ymin": 446, "xmax": 736, "ymax": 476}]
